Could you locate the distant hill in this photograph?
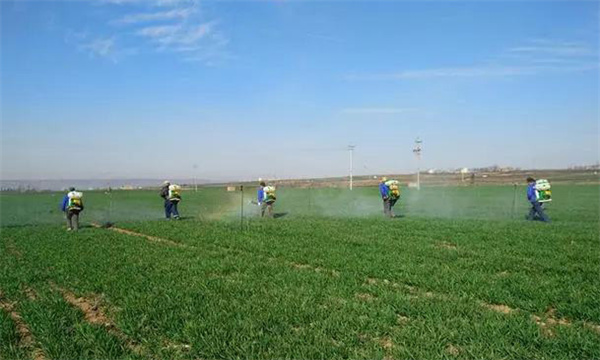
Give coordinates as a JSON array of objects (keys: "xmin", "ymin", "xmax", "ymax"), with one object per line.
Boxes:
[{"xmin": 0, "ymin": 179, "xmax": 214, "ymax": 191}]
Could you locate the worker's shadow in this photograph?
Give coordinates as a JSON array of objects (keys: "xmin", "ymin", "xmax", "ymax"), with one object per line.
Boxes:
[{"xmin": 273, "ymin": 212, "xmax": 289, "ymax": 219}]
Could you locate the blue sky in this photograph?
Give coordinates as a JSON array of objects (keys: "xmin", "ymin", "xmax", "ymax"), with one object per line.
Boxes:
[{"xmin": 1, "ymin": 0, "xmax": 598, "ymax": 181}]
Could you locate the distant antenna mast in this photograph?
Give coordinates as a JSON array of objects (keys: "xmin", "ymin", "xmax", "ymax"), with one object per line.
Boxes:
[
  {"xmin": 413, "ymin": 138, "xmax": 422, "ymax": 190},
  {"xmin": 348, "ymin": 145, "xmax": 356, "ymax": 190}
]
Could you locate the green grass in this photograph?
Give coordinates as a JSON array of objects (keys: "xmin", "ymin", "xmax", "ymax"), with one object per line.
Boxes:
[{"xmin": 1, "ymin": 185, "xmax": 599, "ymax": 359}]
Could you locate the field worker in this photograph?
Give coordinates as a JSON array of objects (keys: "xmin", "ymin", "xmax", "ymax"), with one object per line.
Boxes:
[
  {"xmin": 160, "ymin": 181, "xmax": 181, "ymax": 220},
  {"xmin": 160, "ymin": 181, "xmax": 170, "ymax": 218},
  {"xmin": 167, "ymin": 183, "xmax": 182, "ymax": 219},
  {"xmin": 159, "ymin": 181, "xmax": 174, "ymax": 219},
  {"xmin": 379, "ymin": 177, "xmax": 400, "ymax": 218},
  {"xmin": 257, "ymin": 181, "xmax": 276, "ymax": 217},
  {"xmin": 61, "ymin": 187, "xmax": 84, "ymax": 231},
  {"xmin": 526, "ymin": 177, "xmax": 550, "ymax": 222}
]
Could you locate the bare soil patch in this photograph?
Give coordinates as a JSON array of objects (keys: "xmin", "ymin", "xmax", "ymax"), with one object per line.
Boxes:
[
  {"xmin": 51, "ymin": 283, "xmax": 145, "ymax": 355},
  {"xmin": 397, "ymin": 314, "xmax": 409, "ymax": 324},
  {"xmin": 356, "ymin": 293, "xmax": 376, "ymax": 302},
  {"xmin": 532, "ymin": 308, "xmax": 572, "ymax": 337},
  {"xmin": 4, "ymin": 238, "xmax": 23, "ymax": 258},
  {"xmin": 289, "ymin": 262, "xmax": 340, "ymax": 277},
  {"xmin": 60, "ymin": 289, "xmax": 113, "ymax": 327},
  {"xmin": 163, "ymin": 340, "xmax": 192, "ymax": 352},
  {"xmin": 482, "ymin": 302, "xmax": 515, "ymax": 314},
  {"xmin": 436, "ymin": 242, "xmax": 457, "ymax": 250},
  {"xmin": 24, "ymin": 287, "xmax": 38, "ymax": 301},
  {"xmin": 379, "ymin": 336, "xmax": 394, "ymax": 350},
  {"xmin": 92, "ymin": 223, "xmax": 191, "ymax": 249},
  {"xmin": 584, "ymin": 322, "xmax": 600, "ymax": 335},
  {"xmin": 445, "ymin": 343, "xmax": 461, "ymax": 356}
]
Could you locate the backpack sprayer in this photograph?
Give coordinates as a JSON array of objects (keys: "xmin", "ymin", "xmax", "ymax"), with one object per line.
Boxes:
[
  {"xmin": 535, "ymin": 179, "xmax": 552, "ymax": 203},
  {"xmin": 385, "ymin": 180, "xmax": 401, "ymax": 199},
  {"xmin": 168, "ymin": 184, "xmax": 182, "ymax": 202},
  {"xmin": 67, "ymin": 191, "xmax": 84, "ymax": 210}
]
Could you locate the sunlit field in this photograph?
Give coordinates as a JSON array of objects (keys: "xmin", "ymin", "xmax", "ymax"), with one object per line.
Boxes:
[{"xmin": 1, "ymin": 185, "xmax": 599, "ymax": 359}]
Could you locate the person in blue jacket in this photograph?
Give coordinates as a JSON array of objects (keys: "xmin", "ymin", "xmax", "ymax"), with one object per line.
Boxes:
[
  {"xmin": 257, "ymin": 181, "xmax": 274, "ymax": 217},
  {"xmin": 379, "ymin": 177, "xmax": 396, "ymax": 217},
  {"xmin": 526, "ymin": 177, "xmax": 550, "ymax": 222}
]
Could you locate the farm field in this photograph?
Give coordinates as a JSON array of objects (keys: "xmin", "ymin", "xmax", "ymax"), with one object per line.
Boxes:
[{"xmin": 1, "ymin": 185, "xmax": 599, "ymax": 359}]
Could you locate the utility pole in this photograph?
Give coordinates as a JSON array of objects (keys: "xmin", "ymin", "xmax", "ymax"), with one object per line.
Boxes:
[
  {"xmin": 348, "ymin": 145, "xmax": 356, "ymax": 190},
  {"xmin": 193, "ymin": 164, "xmax": 198, "ymax": 192},
  {"xmin": 413, "ymin": 138, "xmax": 422, "ymax": 190}
]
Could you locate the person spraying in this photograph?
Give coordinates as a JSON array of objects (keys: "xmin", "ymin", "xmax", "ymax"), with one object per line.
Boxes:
[
  {"xmin": 61, "ymin": 187, "xmax": 84, "ymax": 231},
  {"xmin": 160, "ymin": 181, "xmax": 181, "ymax": 220},
  {"xmin": 257, "ymin": 181, "xmax": 276, "ymax": 218},
  {"xmin": 526, "ymin": 177, "xmax": 550, "ymax": 222},
  {"xmin": 379, "ymin": 177, "xmax": 400, "ymax": 218}
]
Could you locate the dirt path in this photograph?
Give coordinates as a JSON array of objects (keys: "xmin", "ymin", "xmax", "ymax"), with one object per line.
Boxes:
[
  {"xmin": 91, "ymin": 222, "xmax": 193, "ymax": 249},
  {"xmin": 50, "ymin": 283, "xmax": 146, "ymax": 356},
  {"xmin": 0, "ymin": 291, "xmax": 46, "ymax": 360}
]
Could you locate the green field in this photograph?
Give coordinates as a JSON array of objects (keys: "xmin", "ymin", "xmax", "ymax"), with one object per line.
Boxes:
[{"xmin": 1, "ymin": 185, "xmax": 599, "ymax": 359}]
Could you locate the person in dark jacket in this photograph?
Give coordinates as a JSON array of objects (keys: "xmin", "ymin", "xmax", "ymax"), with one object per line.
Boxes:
[
  {"xmin": 61, "ymin": 187, "xmax": 84, "ymax": 231},
  {"xmin": 526, "ymin": 177, "xmax": 550, "ymax": 222},
  {"xmin": 160, "ymin": 181, "xmax": 172, "ymax": 219}
]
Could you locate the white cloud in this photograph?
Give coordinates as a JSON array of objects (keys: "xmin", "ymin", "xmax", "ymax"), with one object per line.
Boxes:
[
  {"xmin": 136, "ymin": 24, "xmax": 180, "ymax": 38},
  {"xmin": 137, "ymin": 22, "xmax": 215, "ymax": 46},
  {"xmin": 80, "ymin": 37, "xmax": 116, "ymax": 60},
  {"xmin": 77, "ymin": 36, "xmax": 137, "ymax": 63},
  {"xmin": 115, "ymin": 8, "xmax": 196, "ymax": 24},
  {"xmin": 346, "ymin": 39, "xmax": 598, "ymax": 81},
  {"xmin": 347, "ymin": 64, "xmax": 598, "ymax": 81},
  {"xmin": 100, "ymin": 0, "xmax": 193, "ymax": 6},
  {"xmin": 71, "ymin": 0, "xmax": 230, "ymax": 65},
  {"xmin": 509, "ymin": 39, "xmax": 595, "ymax": 57},
  {"xmin": 341, "ymin": 108, "xmax": 416, "ymax": 114},
  {"xmin": 136, "ymin": 20, "xmax": 228, "ymax": 64}
]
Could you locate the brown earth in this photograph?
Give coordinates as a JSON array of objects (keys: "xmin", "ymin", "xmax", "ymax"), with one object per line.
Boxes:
[
  {"xmin": 483, "ymin": 303, "xmax": 515, "ymax": 314},
  {"xmin": 445, "ymin": 343, "xmax": 461, "ymax": 356},
  {"xmin": 91, "ymin": 223, "xmax": 191, "ymax": 249},
  {"xmin": 0, "ymin": 291, "xmax": 46, "ymax": 360},
  {"xmin": 51, "ymin": 283, "xmax": 145, "ymax": 355}
]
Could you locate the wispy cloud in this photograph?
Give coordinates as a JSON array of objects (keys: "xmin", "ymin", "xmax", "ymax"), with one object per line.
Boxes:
[
  {"xmin": 134, "ymin": 19, "xmax": 229, "ymax": 64},
  {"xmin": 137, "ymin": 21, "xmax": 215, "ymax": 47},
  {"xmin": 508, "ymin": 39, "xmax": 594, "ymax": 57},
  {"xmin": 347, "ymin": 64, "xmax": 598, "ymax": 81},
  {"xmin": 341, "ymin": 108, "xmax": 416, "ymax": 114},
  {"xmin": 81, "ymin": 37, "xmax": 116, "ymax": 58},
  {"xmin": 100, "ymin": 0, "xmax": 192, "ymax": 6},
  {"xmin": 346, "ymin": 38, "xmax": 598, "ymax": 81},
  {"xmin": 69, "ymin": 0, "xmax": 230, "ymax": 65},
  {"xmin": 78, "ymin": 36, "xmax": 136, "ymax": 63},
  {"xmin": 114, "ymin": 7, "xmax": 196, "ymax": 24}
]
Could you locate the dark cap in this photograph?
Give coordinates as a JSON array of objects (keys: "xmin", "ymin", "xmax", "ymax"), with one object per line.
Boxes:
[
  {"xmin": 526, "ymin": 177, "xmax": 535, "ymax": 183},
  {"xmin": 69, "ymin": 187, "xmax": 76, "ymax": 191}
]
